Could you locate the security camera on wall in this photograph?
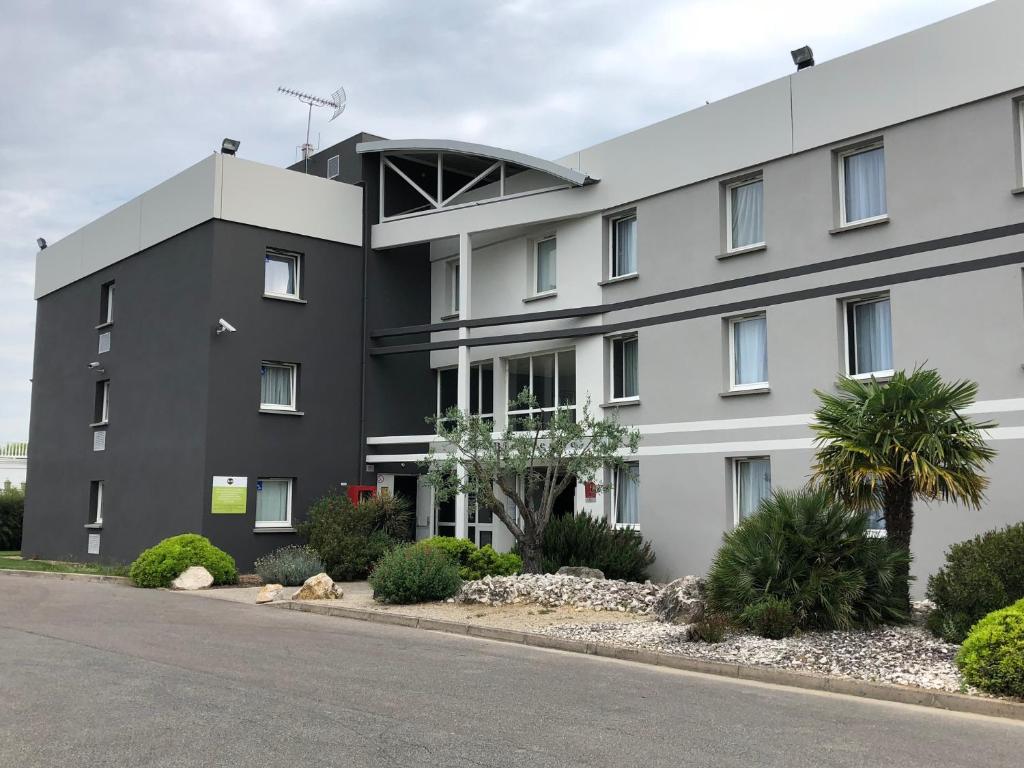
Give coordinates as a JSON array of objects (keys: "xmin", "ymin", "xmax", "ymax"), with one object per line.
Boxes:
[{"xmin": 216, "ymin": 318, "xmax": 237, "ymax": 335}]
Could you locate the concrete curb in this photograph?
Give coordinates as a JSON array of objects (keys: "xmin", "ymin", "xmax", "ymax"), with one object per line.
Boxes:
[
  {"xmin": 271, "ymin": 599, "xmax": 1024, "ymax": 722},
  {"xmin": 0, "ymin": 568, "xmax": 132, "ymax": 586}
]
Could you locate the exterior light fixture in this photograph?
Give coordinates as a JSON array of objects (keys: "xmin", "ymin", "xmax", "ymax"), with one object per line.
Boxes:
[
  {"xmin": 791, "ymin": 46, "xmax": 815, "ymax": 70},
  {"xmin": 36, "ymin": 237, "xmax": 47, "ymax": 250},
  {"xmin": 221, "ymin": 138, "xmax": 240, "ymax": 156}
]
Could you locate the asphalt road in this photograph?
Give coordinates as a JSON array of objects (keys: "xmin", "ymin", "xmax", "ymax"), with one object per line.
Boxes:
[{"xmin": 1, "ymin": 577, "xmax": 1022, "ymax": 768}]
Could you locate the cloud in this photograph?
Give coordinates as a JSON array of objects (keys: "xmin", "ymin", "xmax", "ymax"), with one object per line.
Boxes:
[{"xmin": 0, "ymin": 0, "xmax": 987, "ymax": 439}]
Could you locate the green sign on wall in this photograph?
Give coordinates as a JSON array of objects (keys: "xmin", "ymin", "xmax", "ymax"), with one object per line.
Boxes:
[{"xmin": 211, "ymin": 476, "xmax": 248, "ymax": 514}]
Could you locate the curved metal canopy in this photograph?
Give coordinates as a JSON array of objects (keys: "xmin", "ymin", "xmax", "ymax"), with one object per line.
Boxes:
[{"xmin": 356, "ymin": 138, "xmax": 597, "ymax": 187}]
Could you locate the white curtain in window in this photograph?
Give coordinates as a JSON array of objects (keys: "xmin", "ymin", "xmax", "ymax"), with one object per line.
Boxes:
[
  {"xmin": 731, "ymin": 180, "xmax": 763, "ymax": 248},
  {"xmin": 265, "ymin": 255, "xmax": 295, "ymax": 295},
  {"xmin": 614, "ymin": 217, "xmax": 637, "ymax": 276},
  {"xmin": 616, "ymin": 464, "xmax": 639, "ymax": 525},
  {"xmin": 738, "ymin": 459, "xmax": 771, "ymax": 519},
  {"xmin": 621, "ymin": 338, "xmax": 639, "ymax": 397},
  {"xmin": 853, "ymin": 299, "xmax": 892, "ymax": 374},
  {"xmin": 261, "ymin": 365, "xmax": 293, "ymax": 406},
  {"xmin": 257, "ymin": 480, "xmax": 288, "ymax": 523},
  {"xmin": 734, "ymin": 316, "xmax": 768, "ymax": 385},
  {"xmin": 844, "ymin": 147, "xmax": 886, "ymax": 222},
  {"xmin": 536, "ymin": 239, "xmax": 557, "ymax": 292}
]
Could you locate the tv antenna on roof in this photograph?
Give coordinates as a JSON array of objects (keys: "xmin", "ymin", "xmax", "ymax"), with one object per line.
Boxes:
[{"xmin": 277, "ymin": 85, "xmax": 346, "ymax": 173}]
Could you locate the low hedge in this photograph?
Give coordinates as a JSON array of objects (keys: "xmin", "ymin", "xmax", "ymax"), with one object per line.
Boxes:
[
  {"xmin": 129, "ymin": 533, "xmax": 237, "ymax": 588},
  {"xmin": 926, "ymin": 522, "xmax": 1024, "ymax": 643},
  {"xmin": 537, "ymin": 514, "xmax": 656, "ymax": 582},
  {"xmin": 369, "ymin": 544, "xmax": 462, "ymax": 604},
  {"xmin": 416, "ymin": 536, "xmax": 521, "ymax": 580},
  {"xmin": 0, "ymin": 486, "xmax": 25, "ymax": 551},
  {"xmin": 254, "ymin": 545, "xmax": 324, "ymax": 586},
  {"xmin": 956, "ymin": 598, "xmax": 1024, "ymax": 698}
]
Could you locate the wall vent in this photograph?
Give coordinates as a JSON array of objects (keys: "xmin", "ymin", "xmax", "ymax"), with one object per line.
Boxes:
[
  {"xmin": 87, "ymin": 533, "xmax": 101, "ymax": 555},
  {"xmin": 98, "ymin": 331, "xmax": 111, "ymax": 354},
  {"xmin": 93, "ymin": 429, "xmax": 106, "ymax": 452},
  {"xmin": 327, "ymin": 155, "xmax": 340, "ymax": 179}
]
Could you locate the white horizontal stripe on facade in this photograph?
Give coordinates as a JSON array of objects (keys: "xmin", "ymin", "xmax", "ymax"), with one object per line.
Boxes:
[
  {"xmin": 366, "ymin": 399, "xmax": 1024, "ymax": 446},
  {"xmin": 367, "ymin": 426, "xmax": 1024, "ymax": 465}
]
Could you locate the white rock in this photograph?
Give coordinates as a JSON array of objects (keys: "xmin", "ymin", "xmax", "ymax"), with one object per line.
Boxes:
[
  {"xmin": 256, "ymin": 583, "xmax": 284, "ymax": 603},
  {"xmin": 291, "ymin": 573, "xmax": 343, "ymax": 601},
  {"xmin": 170, "ymin": 566, "xmax": 214, "ymax": 590}
]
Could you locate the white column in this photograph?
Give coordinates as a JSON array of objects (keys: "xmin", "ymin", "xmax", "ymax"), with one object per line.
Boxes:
[{"xmin": 454, "ymin": 232, "xmax": 472, "ymax": 540}]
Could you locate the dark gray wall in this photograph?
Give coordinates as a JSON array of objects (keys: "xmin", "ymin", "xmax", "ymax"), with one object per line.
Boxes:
[
  {"xmin": 288, "ymin": 132, "xmax": 383, "ymax": 184},
  {"xmin": 200, "ymin": 220, "xmax": 364, "ymax": 567},
  {"xmin": 23, "ymin": 224, "xmax": 215, "ymax": 562}
]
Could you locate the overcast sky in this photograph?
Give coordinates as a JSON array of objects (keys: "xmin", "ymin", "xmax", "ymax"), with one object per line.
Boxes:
[{"xmin": 0, "ymin": 0, "xmax": 989, "ymax": 441}]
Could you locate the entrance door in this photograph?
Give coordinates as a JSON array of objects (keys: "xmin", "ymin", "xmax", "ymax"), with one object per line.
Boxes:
[{"xmin": 433, "ymin": 488, "xmax": 498, "ymax": 547}]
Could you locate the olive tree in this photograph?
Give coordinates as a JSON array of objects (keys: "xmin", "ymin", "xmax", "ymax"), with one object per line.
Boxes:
[{"xmin": 423, "ymin": 391, "xmax": 640, "ymax": 573}]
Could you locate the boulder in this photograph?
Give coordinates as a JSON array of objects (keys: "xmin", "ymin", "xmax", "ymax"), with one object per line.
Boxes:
[
  {"xmin": 256, "ymin": 583, "xmax": 284, "ymax": 604},
  {"xmin": 170, "ymin": 565, "xmax": 214, "ymax": 591},
  {"xmin": 653, "ymin": 576, "xmax": 706, "ymax": 624},
  {"xmin": 291, "ymin": 572, "xmax": 343, "ymax": 601},
  {"xmin": 556, "ymin": 566, "xmax": 605, "ymax": 580}
]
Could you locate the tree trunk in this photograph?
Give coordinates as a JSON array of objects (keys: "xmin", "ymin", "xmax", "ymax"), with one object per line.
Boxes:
[
  {"xmin": 883, "ymin": 478, "xmax": 915, "ymax": 610},
  {"xmin": 519, "ymin": 539, "xmax": 545, "ymax": 574}
]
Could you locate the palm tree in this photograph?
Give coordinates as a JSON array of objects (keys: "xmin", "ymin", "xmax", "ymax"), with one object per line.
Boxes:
[{"xmin": 810, "ymin": 367, "xmax": 996, "ymax": 602}]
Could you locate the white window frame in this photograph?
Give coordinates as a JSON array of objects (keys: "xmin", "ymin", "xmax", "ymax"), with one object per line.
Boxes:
[
  {"xmin": 725, "ymin": 177, "xmax": 765, "ymax": 253},
  {"xmin": 264, "ymin": 249, "xmax": 300, "ymax": 300},
  {"xmin": 843, "ymin": 295, "xmax": 894, "ymax": 380},
  {"xmin": 506, "ymin": 349, "xmax": 576, "ymax": 422},
  {"xmin": 436, "ymin": 363, "xmax": 494, "ymax": 425},
  {"xmin": 609, "ymin": 333, "xmax": 639, "ymax": 402},
  {"xmin": 533, "ymin": 236, "xmax": 557, "ymax": 295},
  {"xmin": 260, "ymin": 362, "xmax": 298, "ymax": 411},
  {"xmin": 613, "ymin": 462, "xmax": 640, "ymax": 529},
  {"xmin": 446, "ymin": 259, "xmax": 460, "ymax": 316},
  {"xmin": 838, "ymin": 142, "xmax": 887, "ymax": 227},
  {"xmin": 1017, "ymin": 99, "xmax": 1024, "ymax": 185},
  {"xmin": 102, "ymin": 282, "xmax": 115, "ymax": 324},
  {"xmin": 327, "ymin": 154, "xmax": 340, "ymax": 180},
  {"xmin": 728, "ymin": 313, "xmax": 769, "ymax": 391},
  {"xmin": 98, "ymin": 380, "xmax": 110, "ymax": 424},
  {"xmin": 733, "ymin": 457, "xmax": 771, "ymax": 525},
  {"xmin": 609, "ymin": 213, "xmax": 638, "ymax": 279},
  {"xmin": 91, "ymin": 480, "xmax": 104, "ymax": 526},
  {"xmin": 255, "ymin": 477, "xmax": 293, "ymax": 529}
]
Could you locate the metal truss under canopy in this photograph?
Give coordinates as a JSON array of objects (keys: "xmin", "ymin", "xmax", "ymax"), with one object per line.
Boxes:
[{"xmin": 356, "ymin": 139, "xmax": 597, "ymax": 219}]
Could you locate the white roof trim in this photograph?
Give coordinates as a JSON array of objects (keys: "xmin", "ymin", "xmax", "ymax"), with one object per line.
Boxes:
[{"xmin": 356, "ymin": 138, "xmax": 597, "ymax": 187}]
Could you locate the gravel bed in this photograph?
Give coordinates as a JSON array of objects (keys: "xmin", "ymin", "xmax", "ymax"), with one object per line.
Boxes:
[
  {"xmin": 539, "ymin": 621, "xmax": 967, "ymax": 692},
  {"xmin": 457, "ymin": 574, "xmax": 662, "ymax": 614}
]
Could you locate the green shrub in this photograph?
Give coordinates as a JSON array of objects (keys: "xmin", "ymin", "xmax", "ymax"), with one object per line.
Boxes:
[
  {"xmin": 707, "ymin": 488, "xmax": 909, "ymax": 631},
  {"xmin": 130, "ymin": 534, "xmax": 237, "ymax": 588},
  {"xmin": 691, "ymin": 614, "xmax": 730, "ymax": 643},
  {"xmin": 298, "ymin": 489, "xmax": 400, "ymax": 580},
  {"xmin": 740, "ymin": 596, "xmax": 798, "ymax": 639},
  {"xmin": 369, "ymin": 544, "xmax": 462, "ymax": 604},
  {"xmin": 0, "ymin": 486, "xmax": 24, "ymax": 551},
  {"xmin": 536, "ymin": 514, "xmax": 656, "ymax": 582},
  {"xmin": 926, "ymin": 522, "xmax": 1024, "ymax": 643},
  {"xmin": 956, "ymin": 598, "xmax": 1024, "ymax": 697},
  {"xmin": 360, "ymin": 493, "xmax": 414, "ymax": 541},
  {"xmin": 254, "ymin": 545, "xmax": 324, "ymax": 586},
  {"xmin": 416, "ymin": 536, "xmax": 522, "ymax": 580}
]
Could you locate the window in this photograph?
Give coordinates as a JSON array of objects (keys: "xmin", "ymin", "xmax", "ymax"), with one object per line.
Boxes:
[
  {"xmin": 866, "ymin": 507, "xmax": 887, "ymax": 537},
  {"xmin": 98, "ymin": 331, "xmax": 111, "ymax": 354},
  {"xmin": 729, "ymin": 314, "xmax": 768, "ymax": 390},
  {"xmin": 610, "ymin": 214, "xmax": 637, "ymax": 278},
  {"xmin": 436, "ymin": 362, "xmax": 494, "ymax": 428},
  {"xmin": 94, "ymin": 380, "xmax": 110, "ymax": 424},
  {"xmin": 734, "ymin": 458, "xmax": 771, "ymax": 522},
  {"xmin": 100, "ymin": 281, "xmax": 115, "ymax": 325},
  {"xmin": 327, "ymin": 155, "xmax": 340, "ymax": 180},
  {"xmin": 615, "ymin": 463, "xmax": 640, "ymax": 528},
  {"xmin": 260, "ymin": 362, "xmax": 297, "ymax": 411},
  {"xmin": 446, "ymin": 259, "xmax": 460, "ymax": 316},
  {"xmin": 727, "ymin": 178, "xmax": 764, "ymax": 251},
  {"xmin": 256, "ymin": 478, "xmax": 292, "ymax": 528},
  {"xmin": 839, "ymin": 144, "xmax": 887, "ymax": 225},
  {"xmin": 89, "ymin": 481, "xmax": 104, "ymax": 526},
  {"xmin": 845, "ymin": 296, "xmax": 893, "ymax": 377},
  {"xmin": 265, "ymin": 249, "xmax": 300, "ymax": 299},
  {"xmin": 535, "ymin": 237, "xmax": 557, "ymax": 294},
  {"xmin": 611, "ymin": 335, "xmax": 639, "ymax": 400},
  {"xmin": 507, "ymin": 350, "xmax": 576, "ymax": 424}
]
